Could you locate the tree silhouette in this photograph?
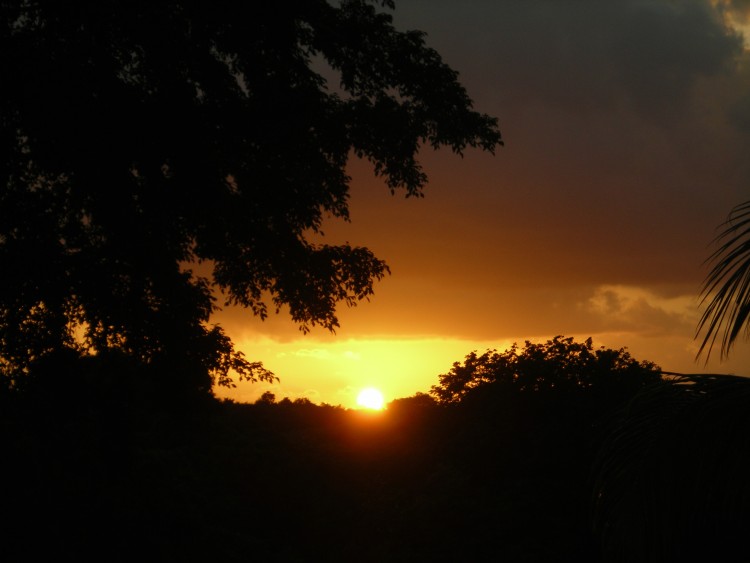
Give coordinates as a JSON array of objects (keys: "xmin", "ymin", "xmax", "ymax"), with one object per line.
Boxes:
[
  {"xmin": 256, "ymin": 391, "xmax": 277, "ymax": 405},
  {"xmin": 430, "ymin": 336, "xmax": 661, "ymax": 405},
  {"xmin": 696, "ymin": 200, "xmax": 750, "ymax": 361},
  {"xmin": 0, "ymin": 0, "xmax": 501, "ymax": 392}
]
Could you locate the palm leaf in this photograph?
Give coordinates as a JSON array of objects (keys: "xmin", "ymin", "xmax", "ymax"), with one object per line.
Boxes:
[
  {"xmin": 696, "ymin": 200, "xmax": 750, "ymax": 361},
  {"xmin": 592, "ymin": 373, "xmax": 750, "ymax": 562}
]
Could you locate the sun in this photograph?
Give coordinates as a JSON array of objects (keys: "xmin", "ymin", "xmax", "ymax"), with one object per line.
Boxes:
[{"xmin": 356, "ymin": 387, "xmax": 385, "ymax": 410}]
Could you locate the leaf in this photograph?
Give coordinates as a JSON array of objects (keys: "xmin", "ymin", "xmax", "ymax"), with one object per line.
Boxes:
[{"xmin": 696, "ymin": 201, "xmax": 750, "ymax": 361}]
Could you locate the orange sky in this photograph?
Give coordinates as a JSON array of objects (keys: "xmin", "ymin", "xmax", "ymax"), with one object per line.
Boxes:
[{"xmin": 216, "ymin": 0, "xmax": 750, "ymax": 407}]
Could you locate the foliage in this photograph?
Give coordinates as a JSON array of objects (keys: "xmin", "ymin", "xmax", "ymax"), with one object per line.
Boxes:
[
  {"xmin": 430, "ymin": 335, "xmax": 662, "ymax": 405},
  {"xmin": 387, "ymin": 391, "xmax": 437, "ymax": 411},
  {"xmin": 255, "ymin": 391, "xmax": 277, "ymax": 405},
  {"xmin": 1, "ymin": 387, "xmax": 601, "ymax": 561},
  {"xmin": 0, "ymin": 0, "xmax": 501, "ymax": 390},
  {"xmin": 696, "ymin": 200, "xmax": 750, "ymax": 361},
  {"xmin": 592, "ymin": 373, "xmax": 750, "ymax": 562}
]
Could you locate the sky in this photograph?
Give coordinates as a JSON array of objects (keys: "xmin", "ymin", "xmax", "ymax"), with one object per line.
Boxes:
[{"xmin": 215, "ymin": 0, "xmax": 750, "ymax": 407}]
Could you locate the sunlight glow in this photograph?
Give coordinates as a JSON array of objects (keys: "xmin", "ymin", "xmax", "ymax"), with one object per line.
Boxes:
[
  {"xmin": 217, "ymin": 337, "xmax": 507, "ymax": 407},
  {"xmin": 356, "ymin": 387, "xmax": 385, "ymax": 410}
]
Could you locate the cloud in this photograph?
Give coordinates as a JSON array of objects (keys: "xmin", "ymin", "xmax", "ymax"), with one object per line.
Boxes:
[
  {"xmin": 277, "ymin": 347, "xmax": 363, "ymax": 361},
  {"xmin": 717, "ymin": 0, "xmax": 750, "ymax": 23},
  {"xmin": 580, "ymin": 284, "xmax": 695, "ymax": 336},
  {"xmin": 395, "ymin": 0, "xmax": 743, "ymax": 119},
  {"xmin": 284, "ymin": 348, "xmax": 333, "ymax": 360}
]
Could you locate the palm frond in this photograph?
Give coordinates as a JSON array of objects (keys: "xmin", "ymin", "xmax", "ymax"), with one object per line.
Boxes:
[
  {"xmin": 696, "ymin": 201, "xmax": 750, "ymax": 361},
  {"xmin": 592, "ymin": 373, "xmax": 750, "ymax": 562}
]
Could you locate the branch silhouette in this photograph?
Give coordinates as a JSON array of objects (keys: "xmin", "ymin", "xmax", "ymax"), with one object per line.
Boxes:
[{"xmin": 0, "ymin": 0, "xmax": 501, "ymax": 392}]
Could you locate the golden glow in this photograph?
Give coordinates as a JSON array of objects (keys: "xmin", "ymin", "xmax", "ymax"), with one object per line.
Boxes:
[
  {"xmin": 215, "ymin": 336, "xmax": 508, "ymax": 407},
  {"xmin": 356, "ymin": 387, "xmax": 385, "ymax": 410},
  {"xmin": 214, "ymin": 329, "xmax": 750, "ymax": 408}
]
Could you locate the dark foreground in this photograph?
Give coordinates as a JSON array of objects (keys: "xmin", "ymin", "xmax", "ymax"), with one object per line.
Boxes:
[
  {"xmin": 5, "ymin": 369, "xmax": 750, "ymax": 563},
  {"xmin": 2, "ymin": 390, "xmax": 605, "ymax": 562}
]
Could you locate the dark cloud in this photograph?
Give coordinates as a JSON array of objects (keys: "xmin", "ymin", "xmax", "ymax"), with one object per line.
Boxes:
[
  {"xmin": 379, "ymin": 0, "xmax": 750, "ymax": 282},
  {"xmin": 601, "ymin": 0, "xmax": 741, "ymax": 118},
  {"xmin": 718, "ymin": 0, "xmax": 750, "ymax": 21},
  {"xmin": 394, "ymin": 0, "xmax": 743, "ymax": 119}
]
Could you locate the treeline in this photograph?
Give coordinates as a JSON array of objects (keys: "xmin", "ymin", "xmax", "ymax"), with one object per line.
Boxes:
[{"xmin": 2, "ymin": 336, "xmax": 749, "ymax": 561}]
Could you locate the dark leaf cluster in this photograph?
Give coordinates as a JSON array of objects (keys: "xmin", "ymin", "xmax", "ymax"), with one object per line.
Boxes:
[
  {"xmin": 593, "ymin": 373, "xmax": 750, "ymax": 562},
  {"xmin": 430, "ymin": 335, "xmax": 662, "ymax": 405},
  {"xmin": 0, "ymin": 0, "xmax": 501, "ymax": 390}
]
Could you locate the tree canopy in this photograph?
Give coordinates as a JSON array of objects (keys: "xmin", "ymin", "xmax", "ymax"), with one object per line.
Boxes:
[
  {"xmin": 0, "ymin": 0, "xmax": 501, "ymax": 392},
  {"xmin": 430, "ymin": 336, "xmax": 661, "ymax": 405}
]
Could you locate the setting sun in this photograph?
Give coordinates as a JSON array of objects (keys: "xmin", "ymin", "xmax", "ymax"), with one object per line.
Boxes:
[{"xmin": 356, "ymin": 387, "xmax": 385, "ymax": 410}]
